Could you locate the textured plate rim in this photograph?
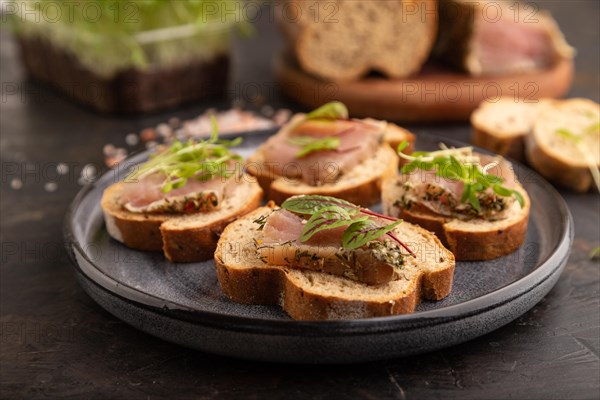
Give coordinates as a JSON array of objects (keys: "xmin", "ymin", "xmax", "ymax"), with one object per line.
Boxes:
[{"xmin": 64, "ymin": 132, "xmax": 574, "ymax": 336}]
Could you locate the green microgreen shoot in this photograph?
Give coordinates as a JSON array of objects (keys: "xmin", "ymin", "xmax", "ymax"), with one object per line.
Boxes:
[
  {"xmin": 305, "ymin": 101, "xmax": 349, "ymax": 121},
  {"xmin": 555, "ymin": 123, "xmax": 600, "ymax": 192},
  {"xmin": 126, "ymin": 115, "xmax": 242, "ymax": 193},
  {"xmin": 287, "ymin": 136, "xmax": 341, "ymax": 158},
  {"xmin": 396, "ymin": 141, "xmax": 525, "ymax": 209}
]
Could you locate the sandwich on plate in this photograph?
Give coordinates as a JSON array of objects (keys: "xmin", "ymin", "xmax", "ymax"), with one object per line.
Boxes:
[
  {"xmin": 214, "ymin": 195, "xmax": 455, "ymax": 320},
  {"xmin": 382, "ymin": 142, "xmax": 530, "ymax": 260},
  {"xmin": 245, "ymin": 101, "xmax": 415, "ymax": 206},
  {"xmin": 101, "ymin": 122, "xmax": 263, "ymax": 262}
]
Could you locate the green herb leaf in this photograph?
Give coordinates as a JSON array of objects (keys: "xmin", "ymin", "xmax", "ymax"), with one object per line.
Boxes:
[
  {"xmin": 300, "ymin": 206, "xmax": 367, "ymax": 242},
  {"xmin": 397, "ymin": 144, "xmax": 525, "ymax": 210},
  {"xmin": 510, "ymin": 189, "xmax": 525, "ymax": 208},
  {"xmin": 590, "ymin": 246, "xmax": 600, "ymax": 260},
  {"xmin": 397, "ymin": 140, "xmax": 409, "ymax": 153},
  {"xmin": 305, "ymin": 101, "xmax": 349, "ymax": 121},
  {"xmin": 342, "ymin": 220, "xmax": 403, "ymax": 250},
  {"xmin": 556, "ymin": 128, "xmax": 581, "ymax": 142},
  {"xmin": 281, "ymin": 195, "xmax": 359, "ymax": 216},
  {"xmin": 126, "ymin": 127, "xmax": 243, "ymax": 194},
  {"xmin": 288, "ymin": 136, "xmax": 341, "ymax": 158}
]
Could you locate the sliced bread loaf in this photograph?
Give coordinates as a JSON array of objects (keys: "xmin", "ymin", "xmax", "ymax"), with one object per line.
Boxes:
[
  {"xmin": 277, "ymin": 0, "xmax": 438, "ymax": 81},
  {"xmin": 214, "ymin": 204, "xmax": 455, "ymax": 320}
]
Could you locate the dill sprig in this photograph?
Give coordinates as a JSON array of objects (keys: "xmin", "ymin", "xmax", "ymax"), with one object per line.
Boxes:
[
  {"xmin": 127, "ymin": 116, "xmax": 242, "ymax": 193},
  {"xmin": 396, "ymin": 141, "xmax": 524, "ymax": 211}
]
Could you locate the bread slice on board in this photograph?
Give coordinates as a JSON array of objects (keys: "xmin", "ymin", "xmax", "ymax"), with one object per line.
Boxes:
[
  {"xmin": 525, "ymin": 98, "xmax": 600, "ymax": 192},
  {"xmin": 276, "ymin": 0, "xmax": 438, "ymax": 82},
  {"xmin": 246, "ymin": 120, "xmax": 414, "ymax": 206},
  {"xmin": 382, "ymin": 158, "xmax": 531, "ymax": 261},
  {"xmin": 214, "ymin": 204, "xmax": 455, "ymax": 320},
  {"xmin": 102, "ymin": 177, "xmax": 263, "ymax": 262},
  {"xmin": 471, "ymin": 98, "xmax": 540, "ymax": 162}
]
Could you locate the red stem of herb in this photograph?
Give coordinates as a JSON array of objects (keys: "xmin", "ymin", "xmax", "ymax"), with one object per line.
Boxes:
[
  {"xmin": 359, "ymin": 208, "xmax": 416, "ymax": 258},
  {"xmin": 386, "ymin": 232, "xmax": 417, "ymax": 258},
  {"xmin": 359, "ymin": 208, "xmax": 397, "ymax": 221}
]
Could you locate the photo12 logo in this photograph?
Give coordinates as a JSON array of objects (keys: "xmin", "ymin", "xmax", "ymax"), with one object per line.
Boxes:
[{"xmin": 2, "ymin": 1, "xmax": 140, "ymax": 24}]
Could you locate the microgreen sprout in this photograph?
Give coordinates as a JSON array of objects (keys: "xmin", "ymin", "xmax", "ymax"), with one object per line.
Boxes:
[
  {"xmin": 127, "ymin": 116, "xmax": 242, "ymax": 193},
  {"xmin": 396, "ymin": 141, "xmax": 524, "ymax": 211}
]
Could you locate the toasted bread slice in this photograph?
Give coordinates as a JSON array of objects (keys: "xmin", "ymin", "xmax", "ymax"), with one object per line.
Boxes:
[
  {"xmin": 382, "ymin": 176, "xmax": 531, "ymax": 261},
  {"xmin": 268, "ymin": 145, "xmax": 399, "ymax": 207},
  {"xmin": 214, "ymin": 204, "xmax": 455, "ymax": 320},
  {"xmin": 525, "ymin": 98, "xmax": 600, "ymax": 192},
  {"xmin": 102, "ymin": 177, "xmax": 263, "ymax": 262},
  {"xmin": 471, "ymin": 98, "xmax": 540, "ymax": 162},
  {"xmin": 246, "ymin": 121, "xmax": 413, "ymax": 206},
  {"xmin": 277, "ymin": 0, "xmax": 438, "ymax": 82}
]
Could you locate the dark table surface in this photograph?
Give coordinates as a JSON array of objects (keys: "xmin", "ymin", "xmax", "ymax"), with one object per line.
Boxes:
[{"xmin": 1, "ymin": 2, "xmax": 599, "ymax": 399}]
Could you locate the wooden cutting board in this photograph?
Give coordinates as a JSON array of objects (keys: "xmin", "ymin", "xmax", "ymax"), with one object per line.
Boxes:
[{"xmin": 275, "ymin": 54, "xmax": 574, "ymax": 122}]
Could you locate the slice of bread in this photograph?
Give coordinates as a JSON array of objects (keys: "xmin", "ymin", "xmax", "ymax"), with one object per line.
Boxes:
[
  {"xmin": 277, "ymin": 0, "xmax": 438, "ymax": 82},
  {"xmin": 246, "ymin": 121, "xmax": 414, "ymax": 206},
  {"xmin": 381, "ymin": 159, "xmax": 531, "ymax": 261},
  {"xmin": 471, "ymin": 98, "xmax": 540, "ymax": 162},
  {"xmin": 214, "ymin": 204, "xmax": 455, "ymax": 320},
  {"xmin": 525, "ymin": 98, "xmax": 600, "ymax": 193},
  {"xmin": 102, "ymin": 177, "xmax": 263, "ymax": 262},
  {"xmin": 268, "ymin": 145, "xmax": 398, "ymax": 207}
]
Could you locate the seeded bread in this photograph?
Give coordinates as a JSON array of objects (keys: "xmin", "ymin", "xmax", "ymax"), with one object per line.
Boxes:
[
  {"xmin": 471, "ymin": 98, "xmax": 540, "ymax": 162},
  {"xmin": 214, "ymin": 204, "xmax": 455, "ymax": 320},
  {"xmin": 382, "ymin": 158, "xmax": 531, "ymax": 261},
  {"xmin": 246, "ymin": 120, "xmax": 414, "ymax": 206},
  {"xmin": 525, "ymin": 98, "xmax": 600, "ymax": 192},
  {"xmin": 101, "ymin": 177, "xmax": 263, "ymax": 262},
  {"xmin": 277, "ymin": 0, "xmax": 438, "ymax": 82}
]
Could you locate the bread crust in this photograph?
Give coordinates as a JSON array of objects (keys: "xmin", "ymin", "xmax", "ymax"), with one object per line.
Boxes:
[
  {"xmin": 101, "ymin": 179, "xmax": 263, "ymax": 262},
  {"xmin": 214, "ymin": 205, "xmax": 455, "ymax": 320},
  {"xmin": 471, "ymin": 127, "xmax": 526, "ymax": 162},
  {"xmin": 382, "ymin": 178, "xmax": 531, "ymax": 261},
  {"xmin": 160, "ymin": 186, "xmax": 263, "ymax": 262},
  {"xmin": 525, "ymin": 134, "xmax": 593, "ymax": 193}
]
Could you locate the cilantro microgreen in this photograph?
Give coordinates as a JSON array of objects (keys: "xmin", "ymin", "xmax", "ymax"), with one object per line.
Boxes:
[
  {"xmin": 305, "ymin": 101, "xmax": 349, "ymax": 121},
  {"xmin": 287, "ymin": 136, "xmax": 341, "ymax": 158},
  {"xmin": 396, "ymin": 141, "xmax": 525, "ymax": 209},
  {"xmin": 126, "ymin": 116, "xmax": 242, "ymax": 193}
]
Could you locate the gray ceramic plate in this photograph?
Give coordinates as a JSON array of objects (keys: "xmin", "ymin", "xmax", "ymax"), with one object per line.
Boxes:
[{"xmin": 65, "ymin": 131, "xmax": 573, "ymax": 363}]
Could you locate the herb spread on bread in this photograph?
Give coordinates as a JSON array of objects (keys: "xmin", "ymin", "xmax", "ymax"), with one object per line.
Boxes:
[
  {"xmin": 120, "ymin": 117, "xmax": 243, "ymax": 214},
  {"xmin": 394, "ymin": 142, "xmax": 524, "ymax": 221},
  {"xmin": 253, "ymin": 195, "xmax": 415, "ymax": 285}
]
